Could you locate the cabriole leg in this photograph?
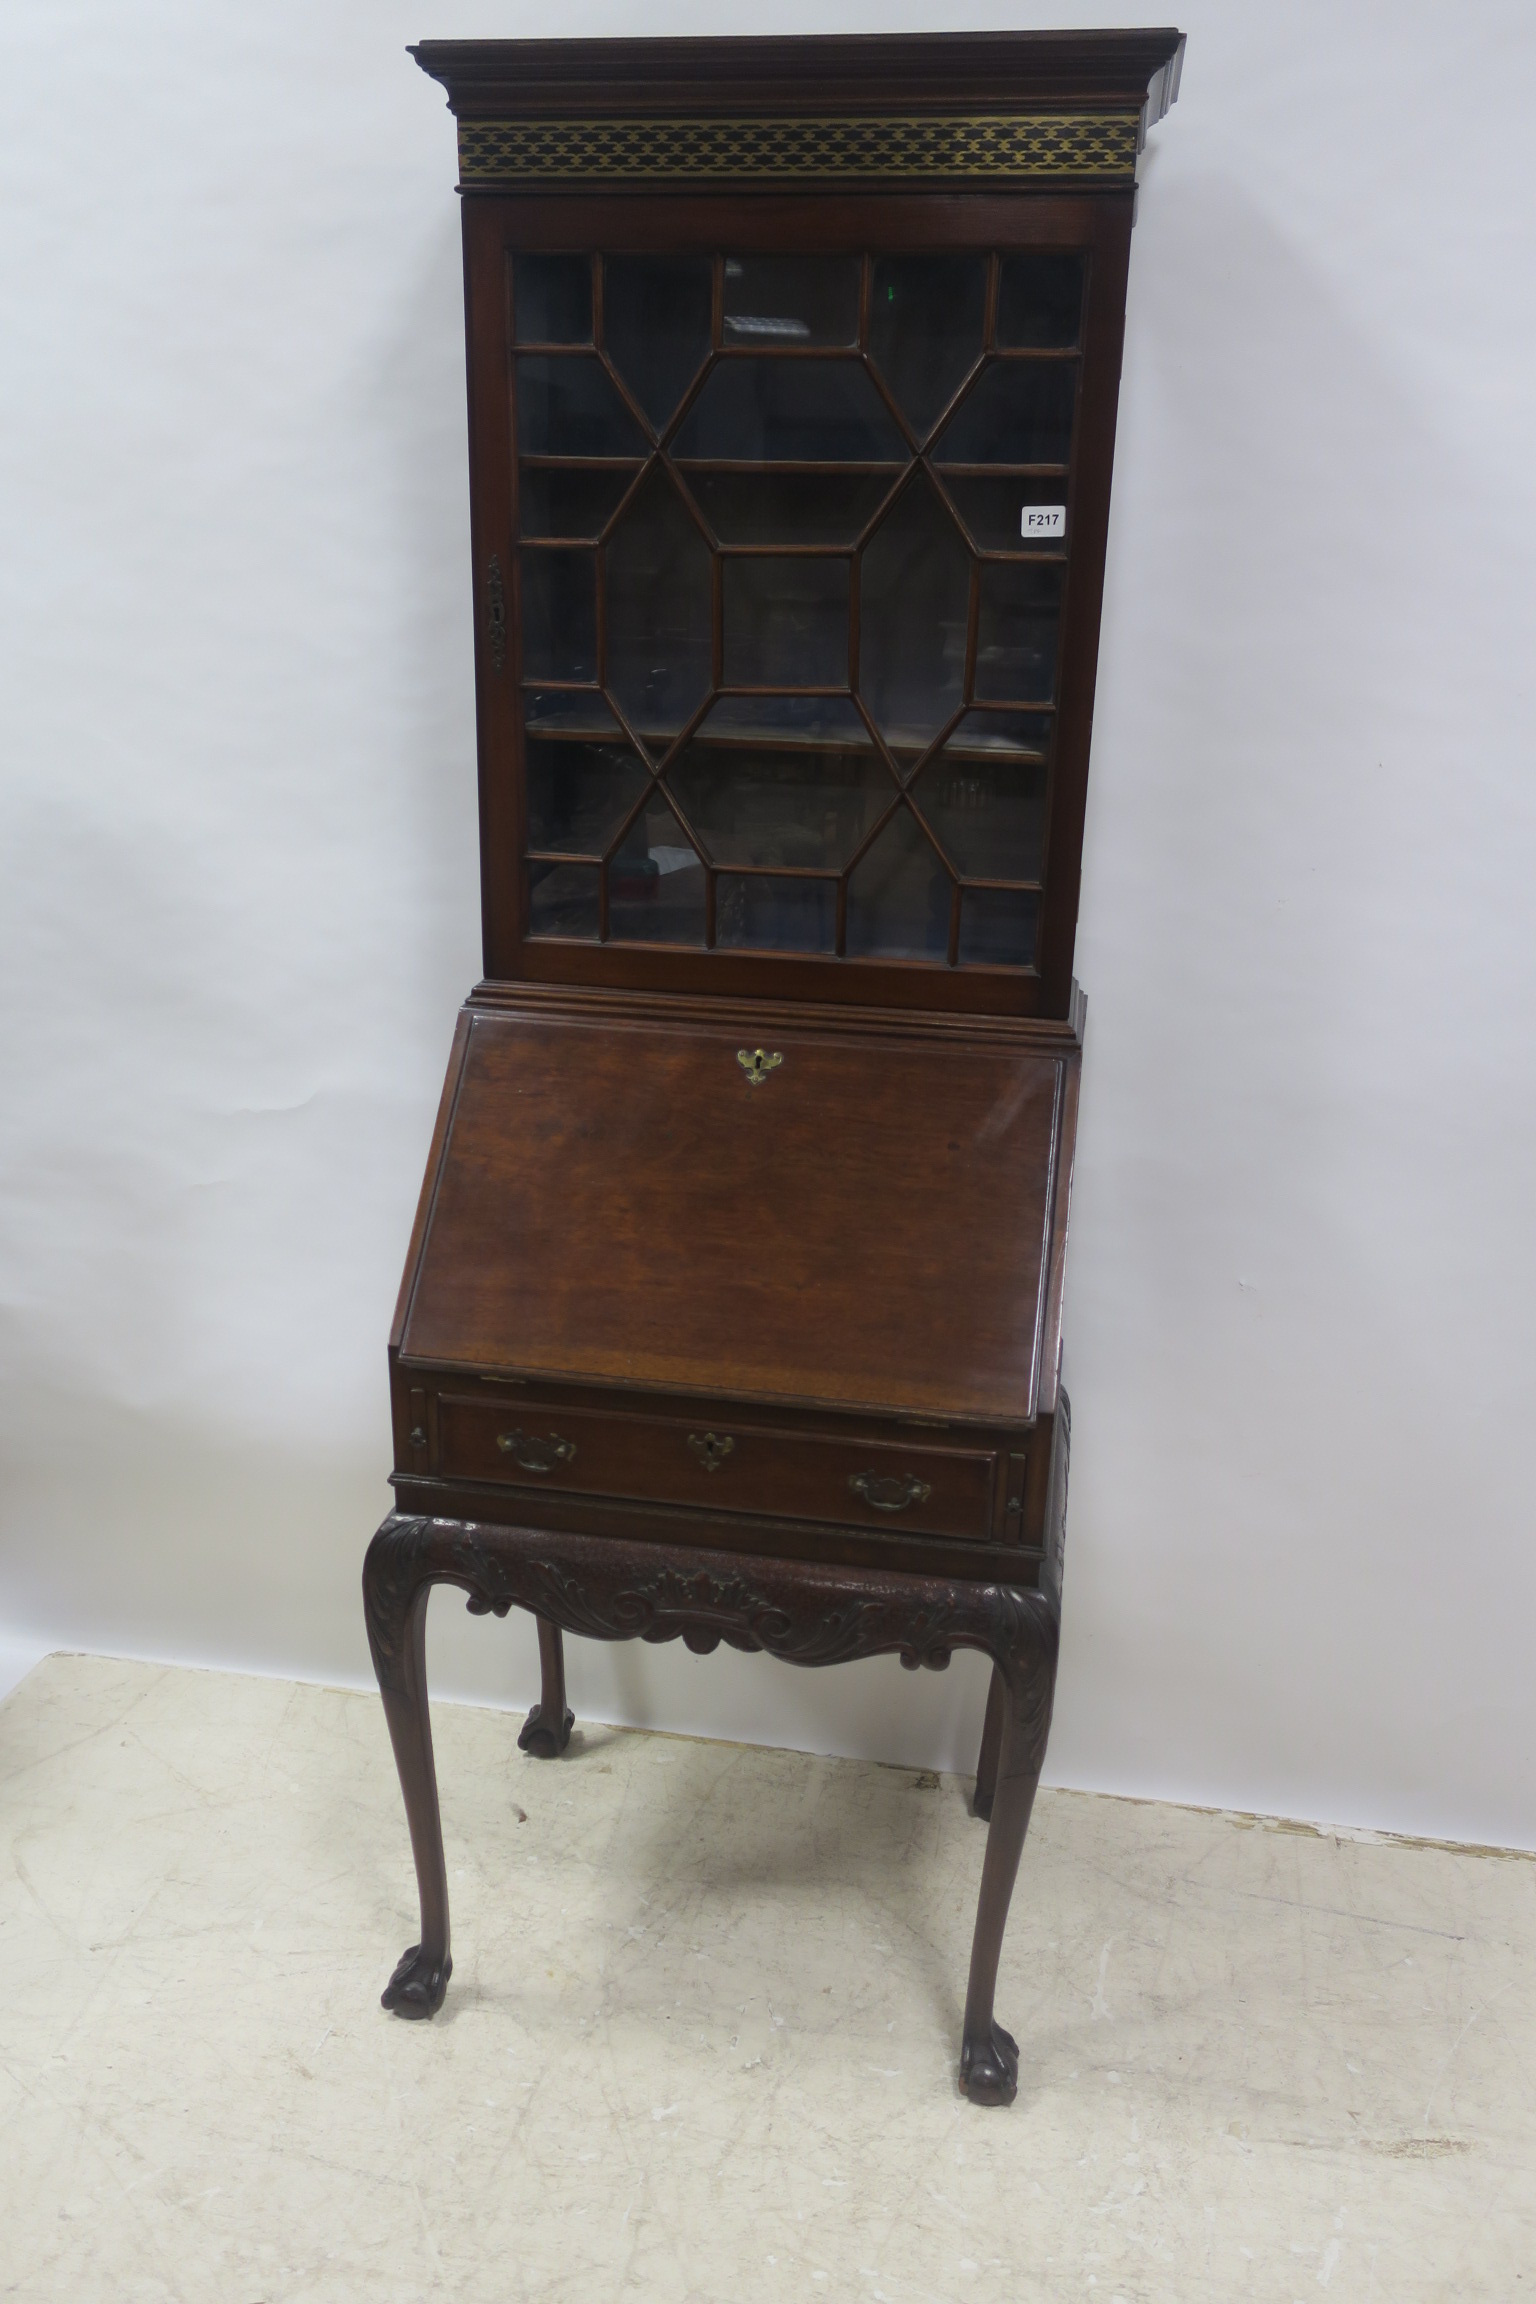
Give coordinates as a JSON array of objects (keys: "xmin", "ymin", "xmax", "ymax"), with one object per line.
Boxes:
[
  {"xmin": 363, "ymin": 1519, "xmax": 452, "ymax": 2018},
  {"xmin": 973, "ymin": 1664, "xmax": 1006, "ymax": 1821},
  {"xmin": 959, "ymin": 1609, "xmax": 1060, "ymax": 2105},
  {"xmin": 517, "ymin": 1615, "xmax": 574, "ymax": 1757}
]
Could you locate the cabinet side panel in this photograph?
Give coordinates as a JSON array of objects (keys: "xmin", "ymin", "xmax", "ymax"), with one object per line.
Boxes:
[
  {"xmin": 1034, "ymin": 1038, "xmax": 1081, "ymax": 1416},
  {"xmin": 1034, "ymin": 200, "xmax": 1132, "ymax": 1010},
  {"xmin": 389, "ymin": 1008, "xmax": 475, "ymax": 1351},
  {"xmin": 462, "ymin": 200, "xmax": 523, "ymax": 977}
]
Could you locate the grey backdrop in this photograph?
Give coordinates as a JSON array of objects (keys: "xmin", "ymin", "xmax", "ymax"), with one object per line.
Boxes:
[{"xmin": 4, "ymin": 0, "xmax": 1534, "ymax": 1845}]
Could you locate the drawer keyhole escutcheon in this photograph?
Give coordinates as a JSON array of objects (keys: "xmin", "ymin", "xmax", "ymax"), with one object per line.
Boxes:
[
  {"xmin": 496, "ymin": 1428, "xmax": 576, "ymax": 1474},
  {"xmin": 737, "ymin": 1047, "xmax": 783, "ymax": 1087},
  {"xmin": 687, "ymin": 1431, "xmax": 735, "ymax": 1472},
  {"xmin": 850, "ymin": 1471, "xmax": 932, "ymax": 1513}
]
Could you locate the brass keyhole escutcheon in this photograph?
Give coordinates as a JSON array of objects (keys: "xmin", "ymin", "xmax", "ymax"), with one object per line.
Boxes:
[
  {"xmin": 687, "ymin": 1431, "xmax": 735, "ymax": 1472},
  {"xmin": 737, "ymin": 1047, "xmax": 783, "ymax": 1087},
  {"xmin": 497, "ymin": 1428, "xmax": 576, "ymax": 1475}
]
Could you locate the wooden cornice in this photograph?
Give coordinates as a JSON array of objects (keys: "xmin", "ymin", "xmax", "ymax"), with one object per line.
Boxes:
[{"xmin": 410, "ymin": 32, "xmax": 1185, "ymax": 125}]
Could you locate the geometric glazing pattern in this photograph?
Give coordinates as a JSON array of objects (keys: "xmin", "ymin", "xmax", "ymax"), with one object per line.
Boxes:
[{"xmin": 512, "ymin": 247, "xmax": 1083, "ymax": 970}]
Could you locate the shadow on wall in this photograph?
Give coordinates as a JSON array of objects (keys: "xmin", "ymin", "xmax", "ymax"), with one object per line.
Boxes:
[
  {"xmin": 369, "ymin": 206, "xmax": 484, "ymax": 1021},
  {"xmin": 1056, "ymin": 164, "xmax": 1536, "ymax": 1835},
  {"xmin": 6, "ymin": 161, "xmax": 1533, "ymax": 1826}
]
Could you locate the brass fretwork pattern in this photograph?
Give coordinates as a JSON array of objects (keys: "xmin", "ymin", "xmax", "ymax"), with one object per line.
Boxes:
[{"xmin": 457, "ymin": 114, "xmax": 1138, "ymax": 186}]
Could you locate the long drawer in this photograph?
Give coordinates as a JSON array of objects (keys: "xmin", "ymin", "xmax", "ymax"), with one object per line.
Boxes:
[{"xmin": 434, "ymin": 1393, "xmax": 998, "ymax": 1542}]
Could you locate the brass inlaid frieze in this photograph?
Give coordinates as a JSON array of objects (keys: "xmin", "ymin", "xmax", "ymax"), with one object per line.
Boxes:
[{"xmin": 456, "ymin": 113, "xmax": 1139, "ymax": 187}]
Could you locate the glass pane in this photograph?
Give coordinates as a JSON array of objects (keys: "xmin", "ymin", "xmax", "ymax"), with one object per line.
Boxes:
[
  {"xmin": 935, "ymin": 361, "xmax": 1077, "ymax": 467},
  {"xmin": 722, "ymin": 257, "xmax": 861, "ymax": 347},
  {"xmin": 702, "ymin": 693, "xmax": 870, "ymax": 746},
  {"xmin": 959, "ymin": 887, "xmax": 1038, "ymax": 967},
  {"xmin": 528, "ymin": 859, "xmax": 600, "ymax": 940},
  {"xmin": 604, "ymin": 467, "xmax": 713, "ymax": 741},
  {"xmin": 668, "ymin": 708, "xmax": 888, "ymax": 870},
  {"xmin": 515, "ymin": 356, "xmax": 647, "ymax": 459},
  {"xmin": 716, "ymin": 874, "xmax": 836, "ymax": 953},
  {"xmin": 523, "ymin": 689, "xmax": 618, "ymax": 735},
  {"xmin": 673, "ymin": 359, "xmax": 905, "ymax": 463},
  {"xmin": 607, "ymin": 797, "xmax": 706, "ymax": 944},
  {"xmin": 682, "ymin": 468, "xmax": 895, "ymax": 548},
  {"xmin": 603, "ymin": 257, "xmax": 713, "ymax": 433},
  {"xmin": 722, "ymin": 558, "xmax": 850, "ymax": 688},
  {"xmin": 974, "ymin": 564, "xmax": 1063, "ymax": 703},
  {"xmin": 519, "ymin": 463, "xmax": 638, "ymax": 541},
  {"xmin": 520, "ymin": 549, "xmax": 596, "ymax": 682},
  {"xmin": 868, "ymin": 256, "xmax": 987, "ymax": 442},
  {"xmin": 939, "ymin": 475, "xmax": 1069, "ymax": 555},
  {"xmin": 859, "ymin": 474, "xmax": 970, "ymax": 751},
  {"xmin": 996, "ymin": 253, "xmax": 1085, "ymax": 349},
  {"xmin": 845, "ymin": 807, "xmax": 952, "ymax": 960},
  {"xmin": 945, "ymin": 705, "xmax": 1052, "ymax": 757},
  {"xmin": 912, "ymin": 753, "xmax": 1046, "ymax": 881},
  {"xmin": 513, "ymin": 254, "xmax": 592, "ymax": 346},
  {"xmin": 525, "ymin": 737, "xmax": 649, "ymax": 857}
]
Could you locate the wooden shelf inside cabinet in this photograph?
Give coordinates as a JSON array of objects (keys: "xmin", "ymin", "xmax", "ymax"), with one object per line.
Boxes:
[{"xmin": 363, "ymin": 27, "xmax": 1182, "ymax": 2107}]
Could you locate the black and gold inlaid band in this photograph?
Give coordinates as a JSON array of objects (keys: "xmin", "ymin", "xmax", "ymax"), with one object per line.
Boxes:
[{"xmin": 456, "ymin": 113, "xmax": 1140, "ymax": 187}]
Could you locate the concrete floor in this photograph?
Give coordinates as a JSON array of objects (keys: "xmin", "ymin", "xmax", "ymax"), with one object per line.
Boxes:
[
  {"xmin": 0, "ymin": 1631, "xmax": 46, "ymax": 1708},
  {"xmin": 0, "ymin": 1655, "xmax": 1531, "ymax": 2302}
]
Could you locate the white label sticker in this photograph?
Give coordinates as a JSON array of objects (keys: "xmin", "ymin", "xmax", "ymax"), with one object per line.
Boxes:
[{"xmin": 1021, "ymin": 503, "xmax": 1067, "ymax": 538}]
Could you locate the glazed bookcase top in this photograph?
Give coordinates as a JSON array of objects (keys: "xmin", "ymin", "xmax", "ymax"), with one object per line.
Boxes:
[{"xmin": 420, "ymin": 32, "xmax": 1182, "ymax": 1018}]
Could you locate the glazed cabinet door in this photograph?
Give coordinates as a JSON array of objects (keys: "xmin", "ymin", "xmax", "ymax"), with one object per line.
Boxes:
[{"xmin": 461, "ymin": 193, "xmax": 1132, "ymax": 1017}]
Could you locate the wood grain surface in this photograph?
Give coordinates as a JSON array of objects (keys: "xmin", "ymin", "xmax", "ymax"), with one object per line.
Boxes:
[{"xmin": 399, "ymin": 1000, "xmax": 1071, "ymax": 1422}]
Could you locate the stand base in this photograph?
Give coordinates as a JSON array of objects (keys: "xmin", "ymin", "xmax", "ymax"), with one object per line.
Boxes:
[{"xmin": 363, "ymin": 1499, "xmax": 1065, "ymax": 2100}]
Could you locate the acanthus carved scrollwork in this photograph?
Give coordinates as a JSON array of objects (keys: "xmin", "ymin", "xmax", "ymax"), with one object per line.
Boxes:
[
  {"xmin": 363, "ymin": 1516, "xmax": 518, "ymax": 1692},
  {"xmin": 362, "ymin": 1513, "xmax": 1057, "ymax": 1698}
]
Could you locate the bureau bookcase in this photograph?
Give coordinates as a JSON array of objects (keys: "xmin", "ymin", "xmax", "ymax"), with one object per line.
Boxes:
[{"xmin": 365, "ymin": 29, "xmax": 1182, "ymax": 2104}]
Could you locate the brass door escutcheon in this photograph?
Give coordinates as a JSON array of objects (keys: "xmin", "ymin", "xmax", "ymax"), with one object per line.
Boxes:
[
  {"xmin": 497, "ymin": 1428, "xmax": 576, "ymax": 1474},
  {"xmin": 737, "ymin": 1047, "xmax": 783, "ymax": 1087},
  {"xmin": 687, "ymin": 1431, "xmax": 735, "ymax": 1472},
  {"xmin": 849, "ymin": 1470, "xmax": 932, "ymax": 1513}
]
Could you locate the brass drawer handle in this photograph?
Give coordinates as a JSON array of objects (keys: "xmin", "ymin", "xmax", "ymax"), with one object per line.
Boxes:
[
  {"xmin": 687, "ymin": 1431, "xmax": 735, "ymax": 1472},
  {"xmin": 497, "ymin": 1428, "xmax": 576, "ymax": 1474},
  {"xmin": 850, "ymin": 1471, "xmax": 932, "ymax": 1514}
]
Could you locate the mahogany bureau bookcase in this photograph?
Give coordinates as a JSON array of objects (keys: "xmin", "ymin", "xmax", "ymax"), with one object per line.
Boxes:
[{"xmin": 365, "ymin": 28, "xmax": 1183, "ymax": 2105}]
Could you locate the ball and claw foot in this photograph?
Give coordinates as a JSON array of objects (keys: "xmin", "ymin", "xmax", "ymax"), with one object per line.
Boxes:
[
  {"xmin": 959, "ymin": 2020, "xmax": 1020, "ymax": 2106},
  {"xmin": 517, "ymin": 1702, "xmax": 574, "ymax": 1758},
  {"xmin": 381, "ymin": 1943, "xmax": 451, "ymax": 2019}
]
